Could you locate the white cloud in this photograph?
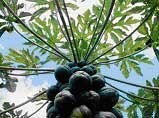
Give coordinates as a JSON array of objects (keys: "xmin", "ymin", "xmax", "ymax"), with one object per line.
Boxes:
[{"xmin": 0, "ymin": 71, "xmax": 49, "ymax": 118}]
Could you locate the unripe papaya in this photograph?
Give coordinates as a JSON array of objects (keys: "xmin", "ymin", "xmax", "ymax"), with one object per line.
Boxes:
[
  {"xmin": 47, "ymin": 85, "xmax": 59, "ymax": 101},
  {"xmin": 91, "ymin": 74, "xmax": 105, "ymax": 91},
  {"xmin": 47, "ymin": 106, "xmax": 59, "ymax": 118},
  {"xmin": 110, "ymin": 108, "xmax": 123, "ymax": 118},
  {"xmin": 98, "ymin": 87, "xmax": 119, "ymax": 110},
  {"xmin": 81, "ymin": 64, "xmax": 97, "ymax": 76},
  {"xmin": 59, "ymin": 83, "xmax": 70, "ymax": 91},
  {"xmin": 77, "ymin": 61, "xmax": 87, "ymax": 68},
  {"xmin": 54, "ymin": 90, "xmax": 77, "ymax": 115},
  {"xmin": 46, "ymin": 101, "xmax": 54, "ymax": 112},
  {"xmin": 78, "ymin": 90, "xmax": 100, "ymax": 112},
  {"xmin": 94, "ymin": 111, "xmax": 116, "ymax": 118},
  {"xmin": 69, "ymin": 71, "xmax": 92, "ymax": 94},
  {"xmin": 70, "ymin": 105, "xmax": 92, "ymax": 118},
  {"xmin": 71, "ymin": 66, "xmax": 81, "ymax": 73},
  {"xmin": 54, "ymin": 65, "xmax": 73, "ymax": 84},
  {"xmin": 67, "ymin": 62, "xmax": 77, "ymax": 68}
]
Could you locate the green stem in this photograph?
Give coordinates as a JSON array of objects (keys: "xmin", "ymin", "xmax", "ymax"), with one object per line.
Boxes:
[
  {"xmin": 62, "ymin": 0, "xmax": 80, "ymax": 62},
  {"xmin": 0, "ymin": 66, "xmax": 55, "ymax": 71},
  {"xmin": 105, "ymin": 81, "xmax": 159, "ymax": 102},
  {"xmin": 54, "ymin": 0, "xmax": 77, "ymax": 63},
  {"xmin": 104, "ymin": 75, "xmax": 159, "ymax": 90},
  {"xmin": 7, "ymin": 71, "xmax": 53, "ymax": 76},
  {"xmin": 84, "ymin": 0, "xmax": 106, "ymax": 61},
  {"xmin": 94, "ymin": 45, "xmax": 149, "ymax": 65},
  {"xmin": 85, "ymin": 0, "xmax": 116, "ymax": 62},
  {"xmin": 54, "ymin": 11, "xmax": 69, "ymax": 42},
  {"xmin": 119, "ymin": 95, "xmax": 140, "ymax": 104},
  {"xmin": 0, "ymin": 90, "xmax": 46, "ymax": 115},
  {"xmin": 88, "ymin": 8, "xmax": 155, "ymax": 64},
  {"xmin": 28, "ymin": 101, "xmax": 48, "ymax": 118},
  {"xmin": 0, "ymin": 0, "xmax": 71, "ymax": 62}
]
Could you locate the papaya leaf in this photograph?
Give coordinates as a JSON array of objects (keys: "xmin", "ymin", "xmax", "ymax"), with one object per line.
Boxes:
[
  {"xmin": 5, "ymin": 49, "xmax": 41, "ymax": 68},
  {"xmin": 120, "ymin": 61, "xmax": 129, "ymax": 78},
  {"xmin": 19, "ymin": 12, "xmax": 32, "ymax": 18},
  {"xmin": 153, "ymin": 47, "xmax": 159, "ymax": 62},
  {"xmin": 142, "ymin": 106, "xmax": 153, "ymax": 118},
  {"xmin": 30, "ymin": 7, "xmax": 49, "ymax": 21}
]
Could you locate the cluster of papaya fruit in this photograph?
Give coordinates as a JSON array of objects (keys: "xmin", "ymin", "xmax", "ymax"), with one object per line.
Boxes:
[{"xmin": 46, "ymin": 61, "xmax": 123, "ymax": 118}]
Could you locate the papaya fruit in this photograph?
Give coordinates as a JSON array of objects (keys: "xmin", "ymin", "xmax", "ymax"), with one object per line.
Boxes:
[
  {"xmin": 67, "ymin": 62, "xmax": 77, "ymax": 68},
  {"xmin": 46, "ymin": 101, "xmax": 54, "ymax": 112},
  {"xmin": 59, "ymin": 83, "xmax": 70, "ymax": 91},
  {"xmin": 77, "ymin": 61, "xmax": 87, "ymax": 68},
  {"xmin": 54, "ymin": 65, "xmax": 73, "ymax": 84},
  {"xmin": 110, "ymin": 108, "xmax": 123, "ymax": 118},
  {"xmin": 71, "ymin": 66, "xmax": 81, "ymax": 73},
  {"xmin": 98, "ymin": 87, "xmax": 119, "ymax": 110},
  {"xmin": 47, "ymin": 85, "xmax": 59, "ymax": 101},
  {"xmin": 78, "ymin": 90, "xmax": 100, "ymax": 112},
  {"xmin": 69, "ymin": 71, "xmax": 92, "ymax": 94},
  {"xmin": 47, "ymin": 106, "xmax": 59, "ymax": 118},
  {"xmin": 89, "ymin": 64, "xmax": 97, "ymax": 75},
  {"xmin": 54, "ymin": 90, "xmax": 77, "ymax": 115},
  {"xmin": 81, "ymin": 64, "xmax": 97, "ymax": 76},
  {"xmin": 91, "ymin": 74, "xmax": 105, "ymax": 91},
  {"xmin": 81, "ymin": 65, "xmax": 94, "ymax": 76},
  {"xmin": 70, "ymin": 105, "xmax": 92, "ymax": 118},
  {"xmin": 94, "ymin": 111, "xmax": 116, "ymax": 118}
]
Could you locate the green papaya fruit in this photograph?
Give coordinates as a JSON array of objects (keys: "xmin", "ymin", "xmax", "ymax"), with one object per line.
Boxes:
[
  {"xmin": 69, "ymin": 71, "xmax": 92, "ymax": 94},
  {"xmin": 89, "ymin": 65, "xmax": 97, "ymax": 74},
  {"xmin": 81, "ymin": 65, "xmax": 94, "ymax": 76},
  {"xmin": 47, "ymin": 85, "xmax": 59, "ymax": 101},
  {"xmin": 59, "ymin": 83, "xmax": 70, "ymax": 91},
  {"xmin": 78, "ymin": 90, "xmax": 100, "ymax": 112},
  {"xmin": 47, "ymin": 106, "xmax": 59, "ymax": 118},
  {"xmin": 110, "ymin": 108, "xmax": 123, "ymax": 118},
  {"xmin": 54, "ymin": 90, "xmax": 77, "ymax": 115},
  {"xmin": 98, "ymin": 87, "xmax": 119, "ymax": 110},
  {"xmin": 81, "ymin": 64, "xmax": 97, "ymax": 76},
  {"xmin": 55, "ymin": 65, "xmax": 73, "ymax": 84},
  {"xmin": 94, "ymin": 111, "xmax": 116, "ymax": 118},
  {"xmin": 46, "ymin": 101, "xmax": 54, "ymax": 112},
  {"xmin": 91, "ymin": 74, "xmax": 105, "ymax": 91},
  {"xmin": 77, "ymin": 61, "xmax": 87, "ymax": 68},
  {"xmin": 67, "ymin": 62, "xmax": 77, "ymax": 68},
  {"xmin": 70, "ymin": 105, "xmax": 92, "ymax": 118},
  {"xmin": 71, "ymin": 66, "xmax": 81, "ymax": 73}
]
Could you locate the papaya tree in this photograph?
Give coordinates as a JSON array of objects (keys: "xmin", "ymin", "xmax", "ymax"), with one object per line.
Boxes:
[{"xmin": 0, "ymin": 0, "xmax": 159, "ymax": 117}]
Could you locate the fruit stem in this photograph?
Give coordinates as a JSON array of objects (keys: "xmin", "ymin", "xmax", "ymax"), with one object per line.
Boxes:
[
  {"xmin": 85, "ymin": 0, "xmax": 116, "ymax": 62},
  {"xmin": 54, "ymin": 0, "xmax": 78, "ymax": 63},
  {"xmin": 105, "ymin": 81, "xmax": 159, "ymax": 102},
  {"xmin": 84, "ymin": 0, "xmax": 107, "ymax": 61},
  {"xmin": 104, "ymin": 75, "xmax": 159, "ymax": 90},
  {"xmin": 0, "ymin": 66, "xmax": 55, "ymax": 71}
]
